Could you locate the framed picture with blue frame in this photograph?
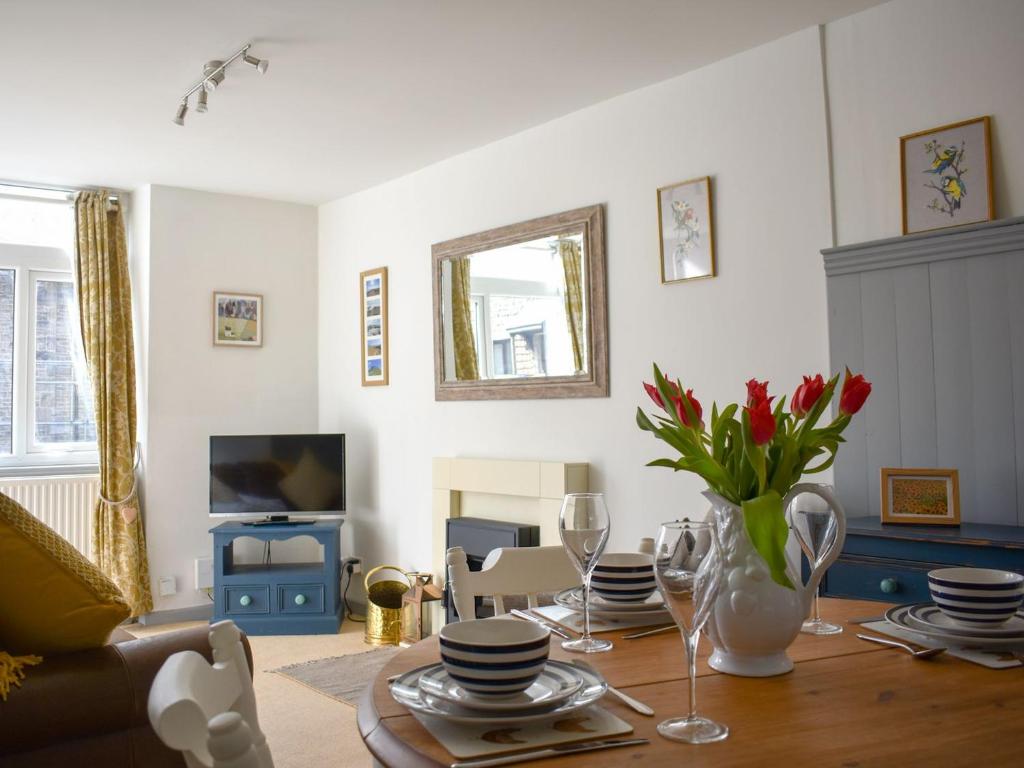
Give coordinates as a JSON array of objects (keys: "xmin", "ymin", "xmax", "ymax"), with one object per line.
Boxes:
[{"xmin": 361, "ymin": 266, "xmax": 389, "ymax": 386}]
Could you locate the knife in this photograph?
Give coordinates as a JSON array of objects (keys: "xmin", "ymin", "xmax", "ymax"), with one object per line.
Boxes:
[
  {"xmin": 450, "ymin": 737, "xmax": 650, "ymax": 768},
  {"xmin": 510, "ymin": 609, "xmax": 573, "ymax": 640},
  {"xmin": 622, "ymin": 624, "xmax": 676, "ymax": 640}
]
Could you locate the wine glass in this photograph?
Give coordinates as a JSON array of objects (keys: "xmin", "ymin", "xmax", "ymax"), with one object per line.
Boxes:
[
  {"xmin": 654, "ymin": 520, "xmax": 727, "ymax": 744},
  {"xmin": 788, "ymin": 490, "xmax": 842, "ymax": 636},
  {"xmin": 558, "ymin": 493, "xmax": 613, "ymax": 653}
]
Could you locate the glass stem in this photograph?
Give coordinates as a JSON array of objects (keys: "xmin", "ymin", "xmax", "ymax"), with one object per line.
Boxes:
[
  {"xmin": 813, "ymin": 587, "xmax": 821, "ymax": 622},
  {"xmin": 684, "ymin": 631, "xmax": 699, "ymax": 720},
  {"xmin": 582, "ymin": 572, "xmax": 593, "ymax": 640}
]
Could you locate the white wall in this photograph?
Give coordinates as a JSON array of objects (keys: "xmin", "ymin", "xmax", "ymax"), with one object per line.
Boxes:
[
  {"xmin": 138, "ymin": 185, "xmax": 318, "ymax": 611},
  {"xmin": 318, "ymin": 27, "xmax": 835, "ymax": 574},
  {"xmin": 129, "ymin": 186, "xmax": 151, "ymax": 472},
  {"xmin": 827, "ymin": 0, "xmax": 1024, "ymax": 244}
]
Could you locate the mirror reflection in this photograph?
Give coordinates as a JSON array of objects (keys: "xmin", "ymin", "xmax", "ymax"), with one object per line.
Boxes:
[{"xmin": 439, "ymin": 232, "xmax": 588, "ymax": 382}]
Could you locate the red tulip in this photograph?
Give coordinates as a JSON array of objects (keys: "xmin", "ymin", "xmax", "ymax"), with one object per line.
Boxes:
[
  {"xmin": 746, "ymin": 399, "xmax": 776, "ymax": 445},
  {"xmin": 643, "ymin": 379, "xmax": 680, "ymax": 410},
  {"xmin": 672, "ymin": 389, "xmax": 703, "ymax": 428},
  {"xmin": 746, "ymin": 378, "xmax": 771, "ymax": 407},
  {"xmin": 791, "ymin": 374, "xmax": 825, "ymax": 418},
  {"xmin": 839, "ymin": 369, "xmax": 872, "ymax": 415}
]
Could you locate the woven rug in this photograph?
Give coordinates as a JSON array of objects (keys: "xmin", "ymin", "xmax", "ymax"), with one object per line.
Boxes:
[{"xmin": 271, "ymin": 646, "xmax": 401, "ymax": 707}]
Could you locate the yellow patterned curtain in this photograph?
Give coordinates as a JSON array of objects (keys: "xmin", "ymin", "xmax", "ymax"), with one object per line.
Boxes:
[
  {"xmin": 450, "ymin": 256, "xmax": 479, "ymax": 381},
  {"xmin": 559, "ymin": 239, "xmax": 585, "ymax": 374},
  {"xmin": 74, "ymin": 191, "xmax": 153, "ymax": 616}
]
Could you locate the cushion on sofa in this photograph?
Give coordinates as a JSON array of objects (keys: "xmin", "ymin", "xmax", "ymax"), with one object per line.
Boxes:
[{"xmin": 0, "ymin": 493, "xmax": 130, "ymax": 656}]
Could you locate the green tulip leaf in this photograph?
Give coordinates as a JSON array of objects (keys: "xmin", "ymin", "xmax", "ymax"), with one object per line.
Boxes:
[{"xmin": 742, "ymin": 492, "xmax": 794, "ymax": 589}]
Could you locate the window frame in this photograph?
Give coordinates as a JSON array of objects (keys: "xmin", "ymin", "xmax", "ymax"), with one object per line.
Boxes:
[{"xmin": 0, "ymin": 242, "xmax": 98, "ymax": 473}]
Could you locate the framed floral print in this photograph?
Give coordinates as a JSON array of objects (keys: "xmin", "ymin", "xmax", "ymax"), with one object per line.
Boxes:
[
  {"xmin": 213, "ymin": 291, "xmax": 262, "ymax": 347},
  {"xmin": 880, "ymin": 468, "xmax": 960, "ymax": 526},
  {"xmin": 361, "ymin": 267, "xmax": 388, "ymax": 386},
  {"xmin": 657, "ymin": 176, "xmax": 715, "ymax": 284},
  {"xmin": 900, "ymin": 116, "xmax": 994, "ymax": 235}
]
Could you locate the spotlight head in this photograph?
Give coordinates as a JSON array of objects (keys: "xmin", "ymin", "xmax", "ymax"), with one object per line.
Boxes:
[
  {"xmin": 242, "ymin": 53, "xmax": 269, "ymax": 74},
  {"xmin": 203, "ymin": 61, "xmax": 225, "ymax": 90},
  {"xmin": 196, "ymin": 87, "xmax": 208, "ymax": 113},
  {"xmin": 173, "ymin": 102, "xmax": 188, "ymax": 126}
]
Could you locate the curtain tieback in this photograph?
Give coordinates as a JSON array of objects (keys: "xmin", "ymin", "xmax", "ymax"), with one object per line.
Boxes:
[{"xmin": 99, "ymin": 442, "xmax": 141, "ymax": 524}]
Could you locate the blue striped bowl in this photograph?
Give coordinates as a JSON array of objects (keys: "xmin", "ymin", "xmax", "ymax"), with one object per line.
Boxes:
[
  {"xmin": 928, "ymin": 568, "xmax": 1024, "ymax": 627},
  {"xmin": 439, "ymin": 619, "xmax": 550, "ymax": 697},
  {"xmin": 591, "ymin": 553, "xmax": 656, "ymax": 603}
]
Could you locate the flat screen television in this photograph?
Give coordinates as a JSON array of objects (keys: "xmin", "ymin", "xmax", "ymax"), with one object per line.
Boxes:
[{"xmin": 210, "ymin": 434, "xmax": 345, "ymax": 520}]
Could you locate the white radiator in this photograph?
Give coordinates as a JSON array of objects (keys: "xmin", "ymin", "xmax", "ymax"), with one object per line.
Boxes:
[{"xmin": 0, "ymin": 474, "xmax": 99, "ymax": 559}]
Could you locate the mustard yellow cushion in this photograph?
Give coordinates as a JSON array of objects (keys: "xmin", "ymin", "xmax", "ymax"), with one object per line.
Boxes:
[{"xmin": 0, "ymin": 493, "xmax": 129, "ymax": 655}]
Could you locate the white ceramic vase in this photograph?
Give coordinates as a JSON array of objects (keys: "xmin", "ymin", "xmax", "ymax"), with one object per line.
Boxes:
[{"xmin": 703, "ymin": 483, "xmax": 846, "ymax": 677}]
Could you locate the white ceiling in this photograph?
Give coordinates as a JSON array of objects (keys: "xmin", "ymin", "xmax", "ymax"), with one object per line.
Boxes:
[{"xmin": 0, "ymin": 1, "xmax": 885, "ymax": 205}]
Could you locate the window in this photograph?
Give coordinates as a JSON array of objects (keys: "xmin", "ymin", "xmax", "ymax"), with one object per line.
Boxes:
[
  {"xmin": 493, "ymin": 339, "xmax": 513, "ymax": 376},
  {"xmin": 0, "ymin": 190, "xmax": 97, "ymax": 469},
  {"xmin": 32, "ymin": 275, "xmax": 96, "ymax": 448}
]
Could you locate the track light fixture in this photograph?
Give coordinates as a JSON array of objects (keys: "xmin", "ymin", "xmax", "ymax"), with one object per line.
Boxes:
[
  {"xmin": 173, "ymin": 43, "xmax": 269, "ymax": 126},
  {"xmin": 242, "ymin": 53, "xmax": 269, "ymax": 74}
]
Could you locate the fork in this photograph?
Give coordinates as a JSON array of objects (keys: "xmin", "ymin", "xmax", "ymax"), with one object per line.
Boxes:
[{"xmin": 856, "ymin": 633, "xmax": 946, "ymax": 660}]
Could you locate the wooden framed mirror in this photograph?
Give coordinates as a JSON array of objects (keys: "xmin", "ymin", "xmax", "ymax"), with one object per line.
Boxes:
[{"xmin": 431, "ymin": 204, "xmax": 608, "ymax": 400}]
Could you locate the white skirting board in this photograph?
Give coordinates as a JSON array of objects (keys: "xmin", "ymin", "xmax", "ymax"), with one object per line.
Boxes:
[{"xmin": 137, "ymin": 603, "xmax": 214, "ymax": 626}]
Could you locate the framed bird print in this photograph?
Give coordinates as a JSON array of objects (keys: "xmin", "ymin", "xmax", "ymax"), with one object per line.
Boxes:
[
  {"xmin": 900, "ymin": 116, "xmax": 994, "ymax": 235},
  {"xmin": 657, "ymin": 176, "xmax": 715, "ymax": 283}
]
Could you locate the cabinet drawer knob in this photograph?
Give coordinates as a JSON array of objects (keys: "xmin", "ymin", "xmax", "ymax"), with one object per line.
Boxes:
[
  {"xmin": 879, "ymin": 578, "xmax": 899, "ymax": 594},
  {"xmin": 294, "ymin": 594, "xmax": 307, "ymax": 606},
  {"xmin": 239, "ymin": 594, "xmax": 253, "ymax": 607}
]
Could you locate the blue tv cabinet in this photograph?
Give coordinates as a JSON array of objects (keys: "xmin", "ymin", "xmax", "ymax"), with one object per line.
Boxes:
[{"xmin": 210, "ymin": 520, "xmax": 344, "ymax": 635}]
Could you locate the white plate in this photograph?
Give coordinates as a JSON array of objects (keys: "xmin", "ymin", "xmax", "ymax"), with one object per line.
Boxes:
[
  {"xmin": 906, "ymin": 603, "xmax": 1024, "ymax": 638},
  {"xmin": 555, "ymin": 587, "xmax": 666, "ymax": 614},
  {"xmin": 884, "ymin": 604, "xmax": 1024, "ymax": 649},
  {"xmin": 417, "ymin": 661, "xmax": 584, "ymax": 712},
  {"xmin": 390, "ymin": 662, "xmax": 607, "ymax": 725}
]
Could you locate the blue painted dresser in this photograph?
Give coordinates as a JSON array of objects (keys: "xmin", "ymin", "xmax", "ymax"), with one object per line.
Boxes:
[
  {"xmin": 822, "ymin": 517, "xmax": 1024, "ymax": 603},
  {"xmin": 210, "ymin": 520, "xmax": 343, "ymax": 635}
]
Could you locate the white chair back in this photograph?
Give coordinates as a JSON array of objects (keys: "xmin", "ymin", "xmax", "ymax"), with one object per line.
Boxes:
[
  {"xmin": 447, "ymin": 545, "xmax": 578, "ymax": 619},
  {"xmin": 147, "ymin": 620, "xmax": 273, "ymax": 768},
  {"xmin": 446, "ymin": 540, "xmax": 654, "ymax": 620}
]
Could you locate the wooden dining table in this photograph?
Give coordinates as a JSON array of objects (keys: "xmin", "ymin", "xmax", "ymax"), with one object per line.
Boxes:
[{"xmin": 358, "ymin": 598, "xmax": 1021, "ymax": 767}]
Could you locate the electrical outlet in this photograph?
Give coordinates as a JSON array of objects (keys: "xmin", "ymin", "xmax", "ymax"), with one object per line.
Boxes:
[
  {"xmin": 194, "ymin": 557, "xmax": 214, "ymax": 590},
  {"xmin": 158, "ymin": 576, "xmax": 177, "ymax": 597},
  {"xmin": 344, "ymin": 557, "xmax": 362, "ymax": 575}
]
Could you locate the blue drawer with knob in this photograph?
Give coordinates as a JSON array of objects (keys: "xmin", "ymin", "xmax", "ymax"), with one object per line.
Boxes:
[
  {"xmin": 821, "ymin": 516, "xmax": 1024, "ymax": 603},
  {"xmin": 225, "ymin": 585, "xmax": 270, "ymax": 614},
  {"xmin": 824, "ymin": 558, "xmax": 932, "ymax": 603},
  {"xmin": 279, "ymin": 584, "xmax": 325, "ymax": 614}
]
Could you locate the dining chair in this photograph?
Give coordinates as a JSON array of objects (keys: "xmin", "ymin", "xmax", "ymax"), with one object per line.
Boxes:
[
  {"xmin": 147, "ymin": 619, "xmax": 274, "ymax": 768},
  {"xmin": 446, "ymin": 539, "xmax": 655, "ymax": 620}
]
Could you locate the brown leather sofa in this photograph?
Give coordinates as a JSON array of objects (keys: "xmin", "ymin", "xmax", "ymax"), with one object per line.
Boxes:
[{"xmin": 0, "ymin": 624, "xmax": 253, "ymax": 767}]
